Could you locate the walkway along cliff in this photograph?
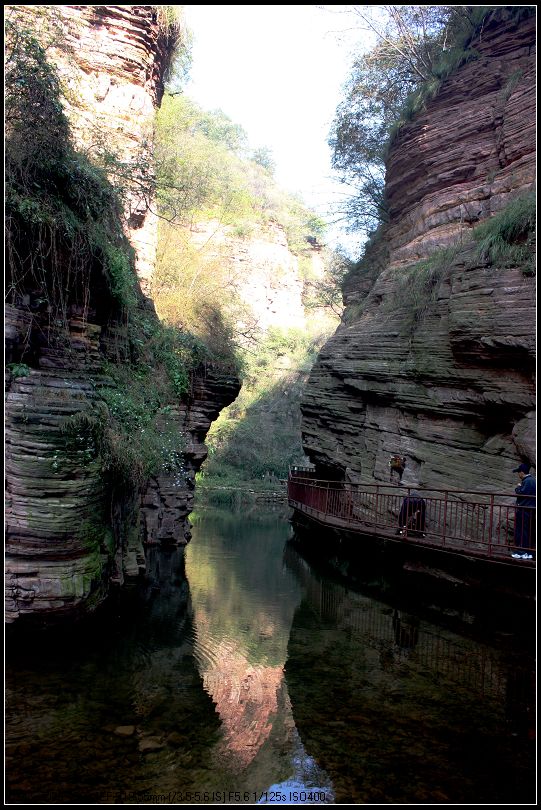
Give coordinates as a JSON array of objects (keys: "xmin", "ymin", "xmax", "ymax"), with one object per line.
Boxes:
[
  {"xmin": 294, "ymin": 10, "xmax": 536, "ymax": 596},
  {"xmin": 5, "ymin": 7, "xmax": 241, "ymax": 624}
]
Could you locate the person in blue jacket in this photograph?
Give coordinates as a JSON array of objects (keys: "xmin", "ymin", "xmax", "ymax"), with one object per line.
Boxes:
[{"xmin": 511, "ymin": 462, "xmax": 536, "ymax": 559}]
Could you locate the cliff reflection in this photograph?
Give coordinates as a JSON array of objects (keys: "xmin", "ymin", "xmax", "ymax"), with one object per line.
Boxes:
[
  {"xmin": 5, "ymin": 546, "xmax": 220, "ymax": 804},
  {"xmin": 186, "ymin": 509, "xmax": 332, "ymax": 794},
  {"xmin": 283, "ymin": 544, "xmax": 536, "ymax": 804},
  {"xmin": 187, "ymin": 510, "xmax": 298, "ymax": 771}
]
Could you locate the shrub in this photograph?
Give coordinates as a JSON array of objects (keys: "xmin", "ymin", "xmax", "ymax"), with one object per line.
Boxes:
[
  {"xmin": 473, "ymin": 192, "xmax": 536, "ymax": 274},
  {"xmin": 153, "ymin": 94, "xmax": 327, "ymax": 360},
  {"xmin": 7, "ymin": 363, "xmax": 31, "ymax": 379}
]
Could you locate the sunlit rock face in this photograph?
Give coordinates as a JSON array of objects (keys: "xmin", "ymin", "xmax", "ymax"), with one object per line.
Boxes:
[
  {"xmin": 56, "ymin": 4, "xmax": 172, "ymax": 293},
  {"xmin": 384, "ymin": 12, "xmax": 536, "ymax": 270},
  {"xmin": 188, "ymin": 220, "xmax": 324, "ymax": 336},
  {"xmin": 14, "ymin": 4, "xmax": 173, "ymax": 292},
  {"xmin": 301, "ymin": 11, "xmax": 535, "ymax": 495}
]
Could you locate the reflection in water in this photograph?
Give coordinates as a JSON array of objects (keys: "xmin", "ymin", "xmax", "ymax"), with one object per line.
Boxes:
[
  {"xmin": 5, "ymin": 547, "xmax": 221, "ymax": 804},
  {"xmin": 285, "ymin": 545, "xmax": 511, "ymax": 700},
  {"xmin": 5, "ymin": 507, "xmax": 333, "ymax": 804},
  {"xmin": 198, "ymin": 638, "xmax": 284, "ymax": 769},
  {"xmin": 5, "ymin": 507, "xmax": 535, "ymax": 805},
  {"xmin": 186, "ymin": 509, "xmax": 333, "ymax": 796},
  {"xmin": 284, "ymin": 543, "xmax": 536, "ymax": 804}
]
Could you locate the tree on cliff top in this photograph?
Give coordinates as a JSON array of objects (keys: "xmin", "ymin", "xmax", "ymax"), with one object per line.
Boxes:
[{"xmin": 328, "ymin": 5, "xmax": 531, "ymax": 237}]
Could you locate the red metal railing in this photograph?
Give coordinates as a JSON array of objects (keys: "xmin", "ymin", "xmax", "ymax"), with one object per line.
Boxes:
[{"xmin": 287, "ymin": 470, "xmax": 536, "ymax": 562}]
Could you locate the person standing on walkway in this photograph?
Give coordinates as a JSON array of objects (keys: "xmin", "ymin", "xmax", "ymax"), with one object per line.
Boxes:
[
  {"xmin": 397, "ymin": 491, "xmax": 426, "ymax": 537},
  {"xmin": 511, "ymin": 462, "xmax": 536, "ymax": 559}
]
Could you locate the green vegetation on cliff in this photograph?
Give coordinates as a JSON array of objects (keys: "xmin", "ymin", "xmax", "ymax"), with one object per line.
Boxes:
[
  {"xmin": 5, "ymin": 16, "xmax": 136, "ymax": 317},
  {"xmin": 330, "ymin": 5, "xmax": 536, "ymax": 237},
  {"xmin": 473, "ymin": 192, "xmax": 536, "ymax": 276},
  {"xmin": 4, "ymin": 13, "xmax": 209, "ymax": 495},
  {"xmin": 152, "ymin": 93, "xmax": 326, "ymax": 356}
]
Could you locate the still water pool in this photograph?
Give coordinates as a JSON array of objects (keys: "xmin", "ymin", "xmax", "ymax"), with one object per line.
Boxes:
[{"xmin": 5, "ymin": 506, "xmax": 536, "ymax": 804}]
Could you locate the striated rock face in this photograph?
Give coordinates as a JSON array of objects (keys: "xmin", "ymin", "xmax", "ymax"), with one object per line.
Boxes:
[
  {"xmin": 60, "ymin": 4, "xmax": 175, "ymax": 292},
  {"xmin": 6, "ymin": 305, "xmax": 117, "ymax": 622},
  {"xmin": 14, "ymin": 4, "xmax": 176, "ymax": 292},
  {"xmin": 301, "ymin": 12, "xmax": 536, "ymax": 496},
  {"xmin": 5, "ymin": 304, "xmax": 240, "ymax": 623},
  {"xmin": 384, "ymin": 11, "xmax": 536, "ymax": 270},
  {"xmin": 5, "ymin": 7, "xmax": 241, "ymax": 625}
]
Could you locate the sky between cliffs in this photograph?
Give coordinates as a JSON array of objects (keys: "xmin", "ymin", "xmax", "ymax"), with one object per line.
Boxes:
[{"xmin": 182, "ymin": 4, "xmax": 376, "ymax": 257}]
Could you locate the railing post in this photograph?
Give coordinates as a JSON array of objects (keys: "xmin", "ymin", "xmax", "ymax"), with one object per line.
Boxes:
[
  {"xmin": 375, "ymin": 485, "xmax": 379, "ymax": 528},
  {"xmin": 487, "ymin": 494, "xmax": 494, "ymax": 558},
  {"xmin": 325, "ymin": 481, "xmax": 330, "ymax": 516},
  {"xmin": 442, "ymin": 491, "xmax": 448, "ymax": 546}
]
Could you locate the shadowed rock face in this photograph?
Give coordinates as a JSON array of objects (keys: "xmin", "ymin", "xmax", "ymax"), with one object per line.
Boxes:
[
  {"xmin": 4, "ymin": 7, "xmax": 241, "ymax": 624},
  {"xmin": 140, "ymin": 366, "xmax": 241, "ymax": 551},
  {"xmin": 5, "ymin": 306, "xmax": 112, "ymax": 623},
  {"xmin": 5, "ymin": 304, "xmax": 240, "ymax": 624},
  {"xmin": 301, "ymin": 12, "xmax": 536, "ymax": 494}
]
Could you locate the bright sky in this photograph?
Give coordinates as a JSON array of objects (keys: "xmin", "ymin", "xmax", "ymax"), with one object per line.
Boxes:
[{"xmin": 182, "ymin": 5, "xmax": 375, "ymax": 256}]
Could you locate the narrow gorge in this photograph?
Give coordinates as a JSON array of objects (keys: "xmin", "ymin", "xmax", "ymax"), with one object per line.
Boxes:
[
  {"xmin": 4, "ymin": 7, "xmax": 536, "ymax": 627},
  {"xmin": 5, "ymin": 7, "xmax": 536, "ymax": 805}
]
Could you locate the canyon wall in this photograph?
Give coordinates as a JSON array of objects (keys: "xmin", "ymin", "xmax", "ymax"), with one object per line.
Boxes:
[
  {"xmin": 5, "ymin": 313, "xmax": 239, "ymax": 623},
  {"xmin": 301, "ymin": 11, "xmax": 536, "ymax": 495},
  {"xmin": 33, "ymin": 3, "xmax": 175, "ymax": 293},
  {"xmin": 5, "ymin": 6, "xmax": 241, "ymax": 624}
]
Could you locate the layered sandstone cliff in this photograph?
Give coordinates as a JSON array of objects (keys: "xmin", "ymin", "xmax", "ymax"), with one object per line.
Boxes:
[
  {"xmin": 12, "ymin": 4, "xmax": 174, "ymax": 292},
  {"xmin": 301, "ymin": 11, "xmax": 536, "ymax": 495},
  {"xmin": 5, "ymin": 6, "xmax": 241, "ymax": 624},
  {"xmin": 5, "ymin": 301, "xmax": 240, "ymax": 623},
  {"xmin": 384, "ymin": 11, "xmax": 536, "ymax": 270}
]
